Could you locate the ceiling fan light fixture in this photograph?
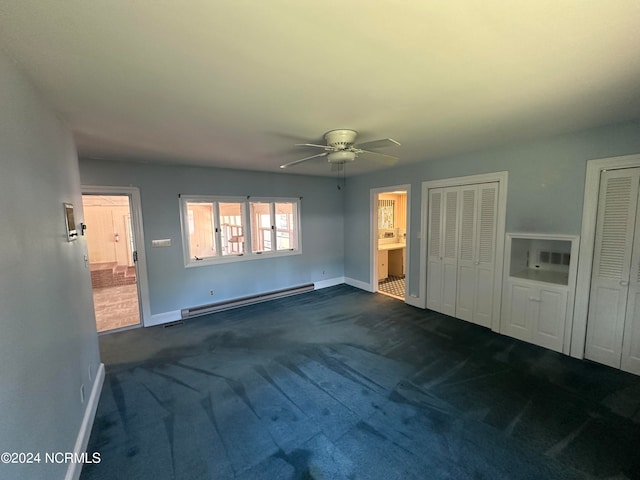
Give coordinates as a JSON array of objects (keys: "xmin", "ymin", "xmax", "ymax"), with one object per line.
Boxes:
[
  {"xmin": 327, "ymin": 150, "xmax": 356, "ymax": 164},
  {"xmin": 324, "ymin": 129, "xmax": 357, "ymax": 147}
]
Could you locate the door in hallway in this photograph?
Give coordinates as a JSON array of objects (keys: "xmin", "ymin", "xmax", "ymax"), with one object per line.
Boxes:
[{"xmin": 82, "ymin": 194, "xmax": 142, "ymax": 333}]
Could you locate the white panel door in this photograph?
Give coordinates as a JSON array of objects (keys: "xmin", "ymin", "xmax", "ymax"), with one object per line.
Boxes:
[
  {"xmin": 586, "ymin": 169, "xmax": 640, "ymax": 368},
  {"xmin": 533, "ymin": 287, "xmax": 567, "ymax": 352},
  {"xmin": 427, "ymin": 189, "xmax": 444, "ymax": 312},
  {"xmin": 456, "ymin": 187, "xmax": 477, "ymax": 322},
  {"xmin": 504, "ymin": 282, "xmax": 533, "ymax": 341}
]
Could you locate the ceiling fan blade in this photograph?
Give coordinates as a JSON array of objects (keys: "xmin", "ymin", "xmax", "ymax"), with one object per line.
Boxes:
[
  {"xmin": 279, "ymin": 152, "xmax": 328, "ymax": 169},
  {"xmin": 295, "ymin": 143, "xmax": 330, "ymax": 150},
  {"xmin": 354, "ymin": 138, "xmax": 400, "ymax": 150},
  {"xmin": 358, "ymin": 150, "xmax": 399, "ymax": 166}
]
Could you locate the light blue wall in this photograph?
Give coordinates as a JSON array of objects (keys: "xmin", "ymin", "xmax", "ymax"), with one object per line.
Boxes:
[
  {"xmin": 0, "ymin": 53, "xmax": 100, "ymax": 479},
  {"xmin": 345, "ymin": 120, "xmax": 640, "ymax": 297},
  {"xmin": 79, "ymin": 160, "xmax": 345, "ymax": 315}
]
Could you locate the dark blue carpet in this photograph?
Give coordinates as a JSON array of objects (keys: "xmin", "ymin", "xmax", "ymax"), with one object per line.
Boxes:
[{"xmin": 82, "ymin": 285, "xmax": 640, "ymax": 479}]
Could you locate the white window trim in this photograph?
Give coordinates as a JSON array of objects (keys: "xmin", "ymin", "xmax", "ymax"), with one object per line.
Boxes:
[{"xmin": 179, "ymin": 195, "xmax": 302, "ymax": 268}]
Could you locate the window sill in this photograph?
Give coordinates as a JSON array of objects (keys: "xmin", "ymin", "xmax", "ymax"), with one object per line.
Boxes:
[{"xmin": 184, "ymin": 249, "xmax": 302, "ymax": 268}]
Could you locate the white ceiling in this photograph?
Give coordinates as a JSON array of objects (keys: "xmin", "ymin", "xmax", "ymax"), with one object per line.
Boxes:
[{"xmin": 1, "ymin": 1, "xmax": 639, "ymax": 177}]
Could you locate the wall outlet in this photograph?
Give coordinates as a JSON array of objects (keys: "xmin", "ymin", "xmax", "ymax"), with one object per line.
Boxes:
[
  {"xmin": 209, "ymin": 290, "xmax": 215, "ymax": 296},
  {"xmin": 80, "ymin": 384, "xmax": 85, "ymax": 404}
]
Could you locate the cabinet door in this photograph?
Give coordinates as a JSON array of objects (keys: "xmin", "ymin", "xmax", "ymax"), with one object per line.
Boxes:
[
  {"xmin": 503, "ymin": 281, "xmax": 534, "ymax": 342},
  {"xmin": 533, "ymin": 287, "xmax": 567, "ymax": 353},
  {"xmin": 586, "ymin": 169, "xmax": 640, "ymax": 368},
  {"xmin": 378, "ymin": 250, "xmax": 388, "ymax": 281}
]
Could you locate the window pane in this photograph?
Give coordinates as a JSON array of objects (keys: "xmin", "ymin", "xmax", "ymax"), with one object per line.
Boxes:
[
  {"xmin": 276, "ymin": 202, "xmax": 298, "ymax": 250},
  {"xmin": 250, "ymin": 202, "xmax": 272, "ymax": 252},
  {"xmin": 219, "ymin": 202, "xmax": 245, "ymax": 256},
  {"xmin": 187, "ymin": 202, "xmax": 216, "ymax": 259}
]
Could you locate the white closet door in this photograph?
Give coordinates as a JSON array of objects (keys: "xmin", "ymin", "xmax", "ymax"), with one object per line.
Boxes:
[
  {"xmin": 441, "ymin": 188, "xmax": 459, "ymax": 316},
  {"xmin": 427, "ymin": 189, "xmax": 444, "ymax": 312},
  {"xmin": 473, "ymin": 183, "xmax": 498, "ymax": 328},
  {"xmin": 456, "ymin": 187, "xmax": 478, "ymax": 322},
  {"xmin": 456, "ymin": 183, "xmax": 498, "ymax": 326},
  {"xmin": 427, "ymin": 188, "xmax": 459, "ymax": 315},
  {"xmin": 586, "ymin": 169, "xmax": 640, "ymax": 368},
  {"xmin": 622, "ymin": 196, "xmax": 640, "ymax": 375}
]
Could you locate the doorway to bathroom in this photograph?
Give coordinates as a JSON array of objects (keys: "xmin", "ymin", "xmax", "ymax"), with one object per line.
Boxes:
[{"xmin": 372, "ymin": 186, "xmax": 410, "ymax": 300}]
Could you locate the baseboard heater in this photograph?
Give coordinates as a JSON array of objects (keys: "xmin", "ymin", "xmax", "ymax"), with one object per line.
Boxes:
[{"xmin": 180, "ymin": 283, "xmax": 315, "ymax": 319}]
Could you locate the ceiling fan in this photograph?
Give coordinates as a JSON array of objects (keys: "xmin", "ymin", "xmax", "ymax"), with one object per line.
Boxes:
[{"xmin": 279, "ymin": 129, "xmax": 400, "ymax": 170}]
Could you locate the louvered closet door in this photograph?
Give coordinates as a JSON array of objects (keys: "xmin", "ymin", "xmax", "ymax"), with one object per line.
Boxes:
[
  {"xmin": 473, "ymin": 184, "xmax": 498, "ymax": 327},
  {"xmin": 622, "ymin": 189, "xmax": 640, "ymax": 375},
  {"xmin": 456, "ymin": 187, "xmax": 478, "ymax": 322},
  {"xmin": 427, "ymin": 189, "xmax": 444, "ymax": 312},
  {"xmin": 456, "ymin": 183, "xmax": 498, "ymax": 327},
  {"xmin": 586, "ymin": 169, "xmax": 640, "ymax": 368},
  {"xmin": 427, "ymin": 188, "xmax": 460, "ymax": 315},
  {"xmin": 441, "ymin": 188, "xmax": 460, "ymax": 316}
]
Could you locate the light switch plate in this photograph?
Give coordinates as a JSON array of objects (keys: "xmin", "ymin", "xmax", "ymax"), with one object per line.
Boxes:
[{"xmin": 152, "ymin": 239, "xmax": 172, "ymax": 247}]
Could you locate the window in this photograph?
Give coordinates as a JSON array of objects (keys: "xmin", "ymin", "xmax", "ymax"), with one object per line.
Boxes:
[{"xmin": 179, "ymin": 195, "xmax": 301, "ymax": 266}]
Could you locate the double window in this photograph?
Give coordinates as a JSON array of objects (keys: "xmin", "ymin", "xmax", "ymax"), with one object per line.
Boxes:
[{"xmin": 179, "ymin": 195, "xmax": 300, "ymax": 266}]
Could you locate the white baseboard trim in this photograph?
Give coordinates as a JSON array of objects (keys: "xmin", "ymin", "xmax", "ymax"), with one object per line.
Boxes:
[
  {"xmin": 66, "ymin": 362, "xmax": 105, "ymax": 480},
  {"xmin": 345, "ymin": 277, "xmax": 374, "ymax": 292},
  {"xmin": 145, "ymin": 310, "xmax": 181, "ymax": 327},
  {"xmin": 314, "ymin": 276, "xmax": 345, "ymax": 290}
]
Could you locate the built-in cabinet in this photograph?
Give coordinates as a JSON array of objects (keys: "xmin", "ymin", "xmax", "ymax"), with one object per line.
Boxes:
[
  {"xmin": 501, "ymin": 234, "xmax": 578, "ymax": 353},
  {"xmin": 427, "ymin": 182, "xmax": 498, "ymax": 328},
  {"xmin": 378, "ymin": 249, "xmax": 388, "ymax": 281},
  {"xmin": 378, "ymin": 245, "xmax": 405, "ymax": 280},
  {"xmin": 586, "ymin": 168, "xmax": 640, "ymax": 374},
  {"xmin": 389, "ymin": 248, "xmax": 405, "ymax": 277}
]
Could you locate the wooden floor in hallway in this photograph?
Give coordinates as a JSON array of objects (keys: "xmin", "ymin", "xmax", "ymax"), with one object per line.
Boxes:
[{"xmin": 92, "ymin": 284, "xmax": 140, "ymax": 332}]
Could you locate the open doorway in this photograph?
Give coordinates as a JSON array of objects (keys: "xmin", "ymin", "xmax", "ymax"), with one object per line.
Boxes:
[
  {"xmin": 373, "ymin": 187, "xmax": 409, "ymax": 300},
  {"xmin": 82, "ymin": 192, "xmax": 143, "ymax": 333}
]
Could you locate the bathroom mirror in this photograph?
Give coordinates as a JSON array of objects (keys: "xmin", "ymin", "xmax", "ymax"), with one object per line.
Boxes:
[{"xmin": 378, "ymin": 199, "xmax": 394, "ymax": 229}]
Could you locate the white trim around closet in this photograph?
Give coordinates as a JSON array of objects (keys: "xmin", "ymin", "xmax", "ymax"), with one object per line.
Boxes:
[
  {"xmin": 572, "ymin": 153, "xmax": 640, "ymax": 359},
  {"xmin": 420, "ymin": 171, "xmax": 508, "ymax": 332}
]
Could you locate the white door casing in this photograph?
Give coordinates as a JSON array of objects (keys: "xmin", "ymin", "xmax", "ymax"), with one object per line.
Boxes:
[
  {"xmin": 82, "ymin": 185, "xmax": 151, "ymax": 327},
  {"xmin": 424, "ymin": 176, "xmax": 503, "ymax": 329},
  {"xmin": 573, "ymin": 154, "xmax": 640, "ymax": 359}
]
